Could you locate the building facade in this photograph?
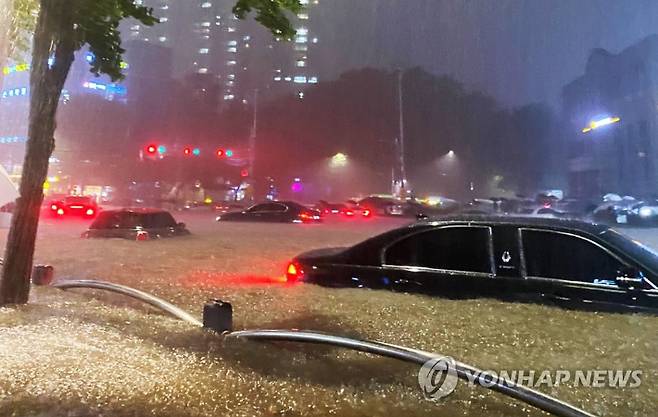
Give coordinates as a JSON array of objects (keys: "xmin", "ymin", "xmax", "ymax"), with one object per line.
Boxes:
[{"xmin": 563, "ymin": 35, "xmax": 658, "ymax": 198}]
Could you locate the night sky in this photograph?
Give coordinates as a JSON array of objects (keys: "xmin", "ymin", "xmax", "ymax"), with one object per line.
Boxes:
[{"xmin": 313, "ymin": 0, "xmax": 658, "ymax": 108}]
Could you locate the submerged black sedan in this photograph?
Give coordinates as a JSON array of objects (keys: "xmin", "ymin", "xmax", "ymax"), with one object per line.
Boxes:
[
  {"xmin": 287, "ymin": 216, "xmax": 658, "ymax": 313},
  {"xmin": 82, "ymin": 208, "xmax": 190, "ymax": 240},
  {"xmin": 216, "ymin": 201, "xmax": 322, "ymax": 223}
]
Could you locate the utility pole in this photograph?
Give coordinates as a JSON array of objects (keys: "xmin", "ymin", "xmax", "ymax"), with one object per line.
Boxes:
[
  {"xmin": 393, "ymin": 69, "xmax": 408, "ymax": 198},
  {"xmin": 248, "ymin": 89, "xmax": 258, "ymax": 199}
]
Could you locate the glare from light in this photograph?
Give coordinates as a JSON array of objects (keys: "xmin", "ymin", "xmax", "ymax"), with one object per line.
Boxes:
[
  {"xmin": 639, "ymin": 207, "xmax": 653, "ymax": 218},
  {"xmin": 447, "ymin": 150, "xmax": 455, "ymax": 157},
  {"xmin": 330, "ymin": 153, "xmax": 348, "ymax": 168},
  {"xmin": 582, "ymin": 116, "xmax": 621, "ymax": 133}
]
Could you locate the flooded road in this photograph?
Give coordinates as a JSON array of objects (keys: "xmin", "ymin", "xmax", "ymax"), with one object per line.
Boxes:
[{"xmin": 0, "ymin": 214, "xmax": 656, "ymax": 417}]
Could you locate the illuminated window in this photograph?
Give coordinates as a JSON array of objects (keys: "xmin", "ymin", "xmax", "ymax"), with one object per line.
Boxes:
[
  {"xmin": 199, "ymin": 48, "xmax": 209, "ymax": 54},
  {"xmin": 201, "ymin": 2, "xmax": 211, "ymax": 7},
  {"xmin": 308, "ymin": 76, "xmax": 318, "ymax": 84},
  {"xmin": 224, "ymin": 94, "xmax": 235, "ymax": 100},
  {"xmin": 130, "ymin": 25, "xmax": 140, "ymax": 31},
  {"xmin": 228, "ymin": 40, "xmax": 237, "ymax": 46},
  {"xmin": 298, "ymin": 13, "xmax": 309, "ymax": 19},
  {"xmin": 160, "ymin": 4, "xmax": 168, "ymax": 9},
  {"xmin": 274, "ymin": 76, "xmax": 282, "ymax": 81},
  {"xmin": 295, "ymin": 45, "xmax": 308, "ymax": 51},
  {"xmin": 198, "ymin": 68, "xmax": 208, "ymax": 74},
  {"xmin": 294, "ymin": 76, "xmax": 307, "ymax": 83},
  {"xmin": 158, "ymin": 36, "xmax": 167, "ymax": 42},
  {"xmin": 297, "ymin": 28, "xmax": 308, "ymax": 35},
  {"xmin": 312, "ymin": 37, "xmax": 319, "ymax": 44},
  {"xmin": 227, "ymin": 60, "xmax": 237, "ymax": 65},
  {"xmin": 295, "ymin": 36, "xmax": 307, "ymax": 43},
  {"xmin": 160, "ymin": 17, "xmax": 168, "ymax": 22},
  {"xmin": 227, "ymin": 47, "xmax": 237, "ymax": 53},
  {"xmin": 201, "ymin": 21, "xmax": 210, "ymax": 27},
  {"xmin": 296, "ymin": 60, "xmax": 306, "ymax": 67},
  {"xmin": 243, "ymin": 35, "xmax": 250, "ymax": 41},
  {"xmin": 227, "ymin": 74, "xmax": 235, "ymax": 80},
  {"xmin": 227, "ymin": 27, "xmax": 236, "ymax": 32}
]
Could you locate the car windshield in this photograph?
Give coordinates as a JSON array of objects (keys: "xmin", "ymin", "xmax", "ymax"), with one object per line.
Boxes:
[
  {"xmin": 1, "ymin": 2, "xmax": 658, "ymax": 417},
  {"xmin": 64, "ymin": 196, "xmax": 92, "ymax": 204}
]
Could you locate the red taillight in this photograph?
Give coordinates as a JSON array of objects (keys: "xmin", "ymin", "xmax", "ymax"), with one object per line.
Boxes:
[
  {"xmin": 362, "ymin": 209, "xmax": 372, "ymax": 217},
  {"xmin": 343, "ymin": 210, "xmax": 355, "ymax": 217},
  {"xmin": 50, "ymin": 204, "xmax": 58, "ymax": 211},
  {"xmin": 136, "ymin": 231, "xmax": 150, "ymax": 241},
  {"xmin": 286, "ymin": 261, "xmax": 303, "ymax": 282},
  {"xmin": 86, "ymin": 208, "xmax": 95, "ymax": 216},
  {"xmin": 56, "ymin": 208, "xmax": 64, "ymax": 215}
]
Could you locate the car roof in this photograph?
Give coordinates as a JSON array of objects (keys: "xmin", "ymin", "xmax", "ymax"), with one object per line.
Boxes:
[
  {"xmin": 415, "ymin": 215, "xmax": 610, "ymax": 235},
  {"xmin": 99, "ymin": 208, "xmax": 171, "ymax": 215}
]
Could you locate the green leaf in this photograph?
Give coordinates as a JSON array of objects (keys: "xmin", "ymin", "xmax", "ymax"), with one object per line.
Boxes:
[{"xmin": 232, "ymin": 0, "xmax": 303, "ymax": 38}]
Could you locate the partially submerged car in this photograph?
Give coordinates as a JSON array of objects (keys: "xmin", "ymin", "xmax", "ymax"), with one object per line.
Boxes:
[
  {"xmin": 50, "ymin": 195, "xmax": 99, "ymax": 218},
  {"xmin": 287, "ymin": 216, "xmax": 658, "ymax": 313},
  {"xmin": 216, "ymin": 201, "xmax": 322, "ymax": 223},
  {"xmin": 82, "ymin": 208, "xmax": 190, "ymax": 240}
]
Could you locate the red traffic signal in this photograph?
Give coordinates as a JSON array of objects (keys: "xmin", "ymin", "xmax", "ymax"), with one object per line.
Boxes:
[
  {"xmin": 183, "ymin": 147, "xmax": 192, "ymax": 156},
  {"xmin": 216, "ymin": 149, "xmax": 225, "ymax": 158},
  {"xmin": 145, "ymin": 144, "xmax": 157, "ymax": 154}
]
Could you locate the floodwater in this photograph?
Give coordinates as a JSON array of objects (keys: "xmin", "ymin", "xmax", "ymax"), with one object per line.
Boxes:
[{"xmin": 0, "ymin": 214, "xmax": 656, "ymax": 416}]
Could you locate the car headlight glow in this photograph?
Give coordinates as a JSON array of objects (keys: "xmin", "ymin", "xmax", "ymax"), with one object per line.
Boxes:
[{"xmin": 639, "ymin": 207, "xmax": 653, "ymax": 217}]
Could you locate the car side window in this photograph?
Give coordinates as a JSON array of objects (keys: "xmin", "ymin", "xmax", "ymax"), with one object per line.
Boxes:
[
  {"xmin": 384, "ymin": 226, "xmax": 492, "ymax": 273},
  {"xmin": 521, "ymin": 230, "xmax": 625, "ymax": 283},
  {"xmin": 249, "ymin": 203, "xmax": 279, "ymax": 212},
  {"xmin": 89, "ymin": 212, "xmax": 116, "ymax": 229}
]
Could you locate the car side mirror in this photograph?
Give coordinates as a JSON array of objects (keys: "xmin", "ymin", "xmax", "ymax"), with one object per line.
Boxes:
[{"xmin": 615, "ymin": 267, "xmax": 644, "ymax": 289}]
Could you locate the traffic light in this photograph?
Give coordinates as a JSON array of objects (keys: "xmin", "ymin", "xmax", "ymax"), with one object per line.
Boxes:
[
  {"xmin": 192, "ymin": 148, "xmax": 201, "ymax": 156},
  {"xmin": 225, "ymin": 149, "xmax": 234, "ymax": 157},
  {"xmin": 216, "ymin": 149, "xmax": 225, "ymax": 158},
  {"xmin": 145, "ymin": 144, "xmax": 157, "ymax": 155},
  {"xmin": 157, "ymin": 145, "xmax": 167, "ymax": 155},
  {"xmin": 183, "ymin": 147, "xmax": 192, "ymax": 156}
]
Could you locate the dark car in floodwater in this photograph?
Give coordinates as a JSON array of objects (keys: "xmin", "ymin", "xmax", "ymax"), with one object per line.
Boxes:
[
  {"xmin": 82, "ymin": 208, "xmax": 190, "ymax": 240},
  {"xmin": 216, "ymin": 201, "xmax": 322, "ymax": 223},
  {"xmin": 287, "ymin": 216, "xmax": 658, "ymax": 314}
]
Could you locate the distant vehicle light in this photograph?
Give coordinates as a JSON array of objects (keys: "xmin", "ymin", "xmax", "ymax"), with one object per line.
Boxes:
[
  {"xmin": 136, "ymin": 231, "xmax": 150, "ymax": 241},
  {"xmin": 362, "ymin": 209, "xmax": 372, "ymax": 217},
  {"xmin": 343, "ymin": 210, "xmax": 355, "ymax": 217},
  {"xmin": 86, "ymin": 208, "xmax": 94, "ymax": 216},
  {"xmin": 50, "ymin": 204, "xmax": 58, "ymax": 211},
  {"xmin": 56, "ymin": 208, "xmax": 64, "ymax": 215},
  {"xmin": 639, "ymin": 207, "xmax": 653, "ymax": 218},
  {"xmin": 204, "ymin": 197, "xmax": 213, "ymax": 204}
]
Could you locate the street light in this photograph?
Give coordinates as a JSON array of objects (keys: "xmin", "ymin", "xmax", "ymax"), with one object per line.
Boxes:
[
  {"xmin": 330, "ymin": 153, "xmax": 348, "ymax": 168},
  {"xmin": 582, "ymin": 116, "xmax": 621, "ymax": 133},
  {"xmin": 447, "ymin": 150, "xmax": 455, "ymax": 157}
]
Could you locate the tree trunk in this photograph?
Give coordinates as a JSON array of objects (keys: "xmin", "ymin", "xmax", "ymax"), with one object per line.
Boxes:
[{"xmin": 0, "ymin": 0, "xmax": 74, "ymax": 305}]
